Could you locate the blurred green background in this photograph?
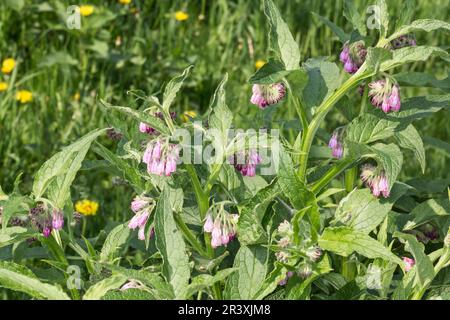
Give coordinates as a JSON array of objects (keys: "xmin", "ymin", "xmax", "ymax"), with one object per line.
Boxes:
[{"xmin": 0, "ymin": 0, "xmax": 448, "ymax": 227}]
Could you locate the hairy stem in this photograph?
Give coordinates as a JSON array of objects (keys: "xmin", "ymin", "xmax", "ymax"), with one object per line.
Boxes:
[
  {"xmin": 310, "ymin": 158, "xmax": 354, "ymax": 194},
  {"xmin": 174, "ymin": 213, "xmax": 208, "ymax": 257}
]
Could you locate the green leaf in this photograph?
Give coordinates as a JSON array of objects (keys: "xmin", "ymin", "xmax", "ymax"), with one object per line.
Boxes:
[
  {"xmin": 319, "ymin": 226, "xmax": 402, "ymax": 265},
  {"xmin": 395, "ymin": 0, "xmax": 415, "ymax": 30},
  {"xmin": 376, "ymin": 0, "xmax": 389, "ymax": 38},
  {"xmin": 0, "ymin": 261, "xmax": 70, "ymax": 300},
  {"xmin": 334, "ymin": 188, "xmax": 393, "ymax": 234},
  {"xmin": 104, "ymin": 264, "xmax": 174, "ymax": 299},
  {"xmin": 154, "ymin": 188, "xmax": 190, "ymax": 299},
  {"xmin": 380, "ymin": 46, "xmax": 450, "ymax": 72},
  {"xmin": 390, "ymin": 19, "xmax": 450, "ymax": 41},
  {"xmin": 83, "ymin": 275, "xmax": 127, "ymax": 300},
  {"xmin": 237, "ymin": 179, "xmax": 280, "ymax": 245},
  {"xmin": 343, "ymin": 0, "xmax": 366, "ymax": 36},
  {"xmin": 99, "ymin": 223, "xmax": 131, "ymax": 264},
  {"xmin": 93, "ymin": 143, "xmax": 145, "ymax": 193},
  {"xmin": 311, "ymin": 12, "xmax": 350, "ymax": 43},
  {"xmin": 0, "ymin": 227, "xmax": 37, "ymax": 248},
  {"xmin": 4, "ymin": 0, "xmax": 24, "ymax": 11},
  {"xmin": 39, "ymin": 51, "xmax": 78, "ymax": 68},
  {"xmin": 32, "ymin": 129, "xmax": 107, "ymax": 205},
  {"xmin": 394, "ymin": 72, "xmax": 450, "ymax": 91},
  {"xmin": 388, "ymin": 94, "xmax": 450, "ymax": 122},
  {"xmin": 224, "ymin": 245, "xmax": 269, "ymax": 299},
  {"xmin": 366, "ymin": 143, "xmax": 403, "ymax": 192},
  {"xmin": 103, "ymin": 288, "xmax": 155, "ymax": 300},
  {"xmin": 403, "ymin": 198, "xmax": 450, "ymax": 235},
  {"xmin": 263, "ymin": 0, "xmax": 300, "ymax": 70},
  {"xmin": 0, "ymin": 195, "xmax": 31, "ymax": 229},
  {"xmin": 208, "ymin": 74, "xmax": 232, "ymax": 135},
  {"xmin": 100, "ymin": 100, "xmax": 169, "ymax": 135},
  {"xmin": 345, "ymin": 113, "xmax": 403, "ymax": 144},
  {"xmin": 249, "ymin": 59, "xmax": 290, "ymax": 84},
  {"xmin": 162, "ymin": 66, "xmax": 193, "ymax": 111},
  {"xmin": 302, "ymin": 58, "xmax": 340, "ymax": 109},
  {"xmin": 365, "ymin": 47, "xmax": 392, "ymax": 73},
  {"xmin": 184, "ymin": 268, "xmax": 237, "ymax": 298},
  {"xmin": 395, "ymin": 232, "xmax": 435, "ymax": 286},
  {"xmin": 394, "ymin": 124, "xmax": 426, "ymax": 173},
  {"xmin": 423, "ymin": 136, "xmax": 450, "ymax": 158}
]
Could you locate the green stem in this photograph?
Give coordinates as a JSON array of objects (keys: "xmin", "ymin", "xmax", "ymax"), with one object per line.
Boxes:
[
  {"xmin": 174, "ymin": 213, "xmax": 209, "ymax": 257},
  {"xmin": 185, "ymin": 164, "xmax": 209, "ymax": 219},
  {"xmin": 344, "ymin": 166, "xmax": 357, "ymax": 193},
  {"xmin": 297, "ymin": 67, "xmax": 369, "ymax": 182},
  {"xmin": 310, "ymin": 158, "xmax": 354, "ymax": 194}
]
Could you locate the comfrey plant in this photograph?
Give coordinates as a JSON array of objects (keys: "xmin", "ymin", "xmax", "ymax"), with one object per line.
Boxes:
[{"xmin": 0, "ymin": 0, "xmax": 449, "ymax": 301}]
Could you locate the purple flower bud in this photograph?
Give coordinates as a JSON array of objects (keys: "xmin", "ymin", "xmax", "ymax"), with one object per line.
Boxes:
[
  {"xmin": 203, "ymin": 214, "xmax": 214, "ymax": 233},
  {"xmin": 139, "ymin": 122, "xmax": 154, "ymax": 134},
  {"xmin": 131, "ymin": 197, "xmax": 148, "ymax": 213},
  {"xmin": 381, "ymin": 97, "xmax": 391, "ymax": 113},
  {"xmin": 328, "ymin": 133, "xmax": 338, "ymax": 149},
  {"xmin": 43, "ymin": 226, "xmax": 52, "ymax": 238},
  {"xmin": 51, "ymin": 210, "xmax": 64, "ymax": 230},
  {"xmin": 344, "ymin": 60, "xmax": 355, "ymax": 73},
  {"xmin": 339, "ymin": 46, "xmax": 349, "ymax": 63},
  {"xmin": 403, "ymin": 257, "xmax": 415, "ymax": 272},
  {"xmin": 388, "ymin": 85, "xmax": 401, "ymax": 111},
  {"xmin": 332, "ymin": 143, "xmax": 344, "ymax": 159},
  {"xmin": 378, "ymin": 175, "xmax": 390, "ymax": 198}
]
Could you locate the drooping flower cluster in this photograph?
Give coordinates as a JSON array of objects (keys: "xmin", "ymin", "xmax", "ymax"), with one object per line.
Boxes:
[
  {"xmin": 203, "ymin": 205, "xmax": 238, "ymax": 248},
  {"xmin": 411, "ymin": 223, "xmax": 439, "ymax": 244},
  {"xmin": 229, "ymin": 149, "xmax": 262, "ymax": 177},
  {"xmin": 250, "ymin": 83, "xmax": 286, "ymax": 109},
  {"xmin": 368, "ymin": 78, "xmax": 401, "ymax": 113},
  {"xmin": 28, "ymin": 205, "xmax": 64, "ymax": 237},
  {"xmin": 328, "ymin": 131, "xmax": 344, "ymax": 159},
  {"xmin": 143, "ymin": 139, "xmax": 181, "ymax": 176},
  {"xmin": 128, "ymin": 196, "xmax": 155, "ymax": 241},
  {"xmin": 339, "ymin": 41, "xmax": 367, "ymax": 74},
  {"xmin": 360, "ymin": 164, "xmax": 390, "ymax": 198},
  {"xmin": 139, "ymin": 112, "xmax": 176, "ymax": 135},
  {"xmin": 390, "ymin": 34, "xmax": 417, "ymax": 49},
  {"xmin": 275, "ymin": 220, "xmax": 294, "ymax": 263},
  {"xmin": 403, "ymin": 257, "xmax": 415, "ymax": 272}
]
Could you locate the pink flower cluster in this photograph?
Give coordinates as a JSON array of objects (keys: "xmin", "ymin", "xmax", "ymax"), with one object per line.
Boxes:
[
  {"xmin": 230, "ymin": 149, "xmax": 262, "ymax": 177},
  {"xmin": 328, "ymin": 132, "xmax": 343, "ymax": 159},
  {"xmin": 128, "ymin": 196, "xmax": 154, "ymax": 241},
  {"xmin": 403, "ymin": 257, "xmax": 415, "ymax": 272},
  {"xmin": 250, "ymin": 83, "xmax": 286, "ymax": 109},
  {"xmin": 139, "ymin": 112, "xmax": 176, "ymax": 135},
  {"xmin": 368, "ymin": 79, "xmax": 401, "ymax": 113},
  {"xmin": 340, "ymin": 41, "xmax": 367, "ymax": 74},
  {"xmin": 143, "ymin": 140, "xmax": 180, "ymax": 176},
  {"xmin": 360, "ymin": 164, "xmax": 390, "ymax": 198},
  {"xmin": 203, "ymin": 213, "xmax": 238, "ymax": 248},
  {"xmin": 28, "ymin": 205, "xmax": 64, "ymax": 237}
]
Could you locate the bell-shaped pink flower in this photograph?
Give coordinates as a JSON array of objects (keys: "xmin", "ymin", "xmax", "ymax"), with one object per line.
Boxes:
[
  {"xmin": 51, "ymin": 210, "xmax": 64, "ymax": 230},
  {"xmin": 403, "ymin": 257, "xmax": 415, "ymax": 272},
  {"xmin": 250, "ymin": 83, "xmax": 286, "ymax": 109},
  {"xmin": 203, "ymin": 214, "xmax": 214, "ymax": 233}
]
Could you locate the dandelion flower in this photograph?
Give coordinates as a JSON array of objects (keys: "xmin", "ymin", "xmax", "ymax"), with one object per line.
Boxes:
[
  {"xmin": 73, "ymin": 92, "xmax": 80, "ymax": 101},
  {"xmin": 119, "ymin": 0, "xmax": 132, "ymax": 4},
  {"xmin": 16, "ymin": 90, "xmax": 33, "ymax": 104},
  {"xmin": 80, "ymin": 5, "xmax": 94, "ymax": 17},
  {"xmin": 181, "ymin": 110, "xmax": 197, "ymax": 122},
  {"xmin": 75, "ymin": 200, "xmax": 99, "ymax": 216},
  {"xmin": 255, "ymin": 60, "xmax": 266, "ymax": 70},
  {"xmin": 1, "ymin": 58, "xmax": 16, "ymax": 74},
  {"xmin": 0, "ymin": 82, "xmax": 8, "ymax": 92},
  {"xmin": 175, "ymin": 11, "xmax": 189, "ymax": 21}
]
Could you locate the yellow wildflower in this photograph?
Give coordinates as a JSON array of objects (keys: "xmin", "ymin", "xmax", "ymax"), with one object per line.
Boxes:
[
  {"xmin": 1, "ymin": 58, "xmax": 16, "ymax": 74},
  {"xmin": 181, "ymin": 110, "xmax": 197, "ymax": 123},
  {"xmin": 80, "ymin": 5, "xmax": 94, "ymax": 17},
  {"xmin": 0, "ymin": 82, "xmax": 8, "ymax": 92},
  {"xmin": 175, "ymin": 11, "xmax": 189, "ymax": 21},
  {"xmin": 255, "ymin": 60, "xmax": 266, "ymax": 70},
  {"xmin": 73, "ymin": 92, "xmax": 80, "ymax": 101},
  {"xmin": 75, "ymin": 200, "xmax": 99, "ymax": 216},
  {"xmin": 119, "ymin": 0, "xmax": 132, "ymax": 4},
  {"xmin": 16, "ymin": 90, "xmax": 33, "ymax": 104}
]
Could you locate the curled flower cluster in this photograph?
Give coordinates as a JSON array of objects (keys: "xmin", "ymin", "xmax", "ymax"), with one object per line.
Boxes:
[
  {"xmin": 339, "ymin": 41, "xmax": 367, "ymax": 74},
  {"xmin": 139, "ymin": 112, "xmax": 176, "ymax": 135},
  {"xmin": 390, "ymin": 34, "xmax": 417, "ymax": 49},
  {"xmin": 250, "ymin": 83, "xmax": 286, "ymax": 109},
  {"xmin": 412, "ymin": 223, "xmax": 439, "ymax": 244},
  {"xmin": 106, "ymin": 128, "xmax": 123, "ymax": 141},
  {"xmin": 403, "ymin": 257, "xmax": 415, "ymax": 272},
  {"xmin": 328, "ymin": 131, "xmax": 344, "ymax": 159},
  {"xmin": 305, "ymin": 246, "xmax": 322, "ymax": 262},
  {"xmin": 360, "ymin": 164, "xmax": 390, "ymax": 198},
  {"xmin": 368, "ymin": 79, "xmax": 401, "ymax": 113},
  {"xmin": 278, "ymin": 271, "xmax": 294, "ymax": 286},
  {"xmin": 128, "ymin": 196, "xmax": 155, "ymax": 241},
  {"xmin": 143, "ymin": 139, "xmax": 180, "ymax": 176},
  {"xmin": 229, "ymin": 149, "xmax": 262, "ymax": 177},
  {"xmin": 275, "ymin": 220, "xmax": 293, "ymax": 263},
  {"xmin": 203, "ymin": 208, "xmax": 238, "ymax": 248},
  {"xmin": 28, "ymin": 205, "xmax": 64, "ymax": 237}
]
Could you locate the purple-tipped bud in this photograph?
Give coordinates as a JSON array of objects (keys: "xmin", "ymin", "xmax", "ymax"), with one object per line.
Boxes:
[
  {"xmin": 378, "ymin": 175, "xmax": 390, "ymax": 198},
  {"xmin": 403, "ymin": 257, "xmax": 415, "ymax": 272},
  {"xmin": 51, "ymin": 210, "xmax": 64, "ymax": 230},
  {"xmin": 131, "ymin": 197, "xmax": 148, "ymax": 213},
  {"xmin": 43, "ymin": 226, "xmax": 52, "ymax": 238},
  {"xmin": 339, "ymin": 46, "xmax": 349, "ymax": 63},
  {"xmin": 328, "ymin": 132, "xmax": 338, "ymax": 149},
  {"xmin": 344, "ymin": 60, "xmax": 355, "ymax": 73},
  {"xmin": 388, "ymin": 85, "xmax": 401, "ymax": 112},
  {"xmin": 306, "ymin": 246, "xmax": 322, "ymax": 262},
  {"xmin": 203, "ymin": 214, "xmax": 214, "ymax": 233},
  {"xmin": 332, "ymin": 143, "xmax": 344, "ymax": 159}
]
